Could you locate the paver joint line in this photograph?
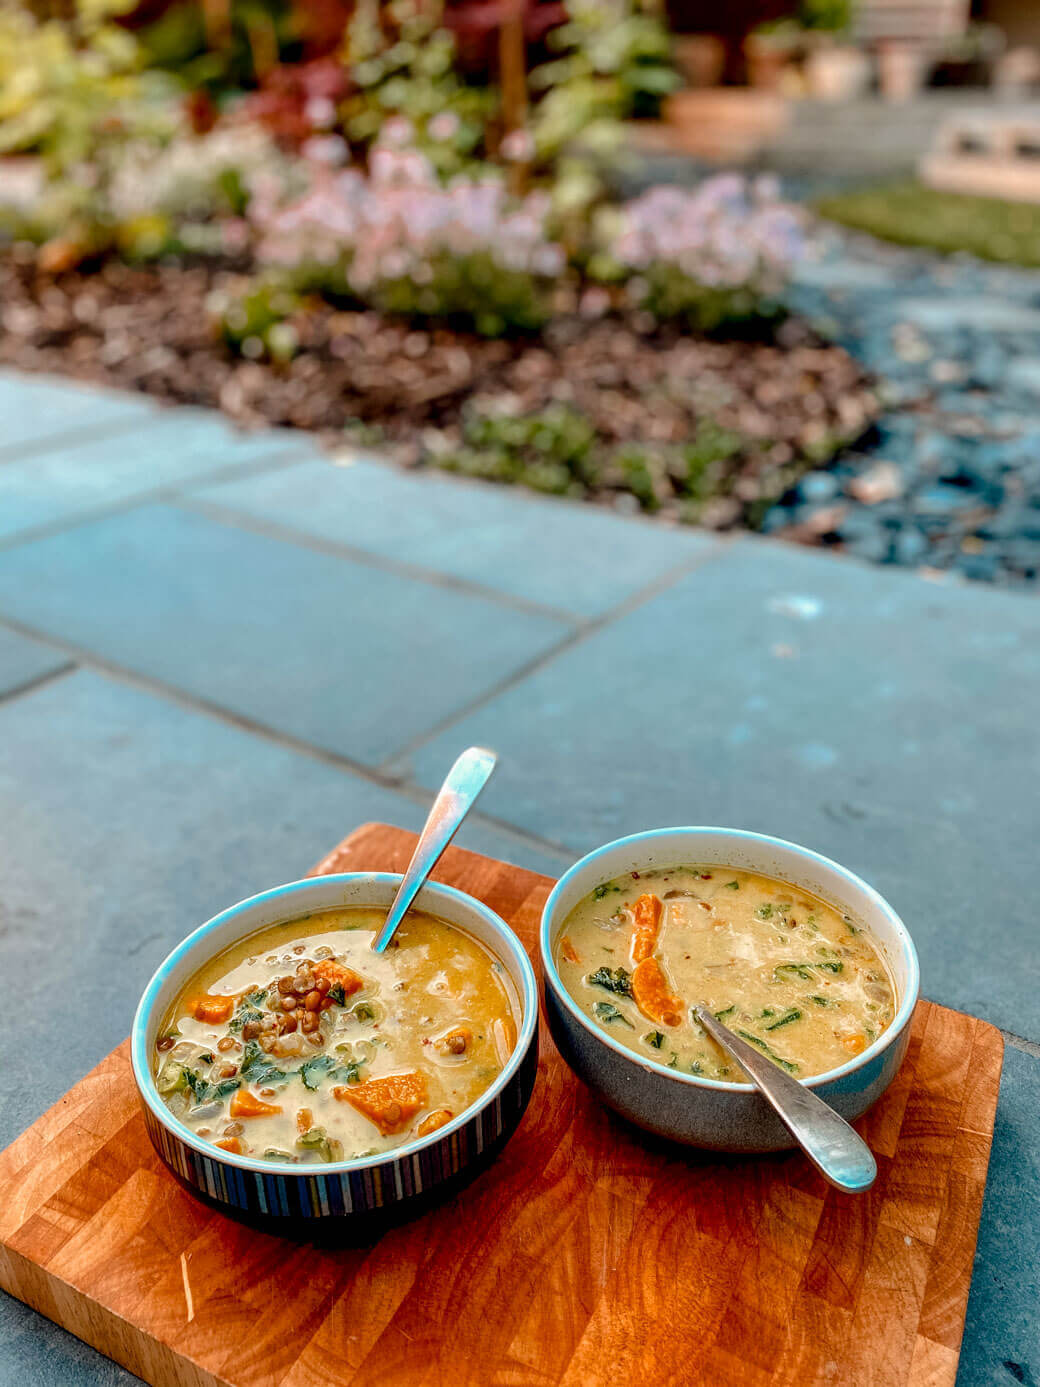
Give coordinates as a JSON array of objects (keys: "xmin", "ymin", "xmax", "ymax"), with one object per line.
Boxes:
[
  {"xmin": 379, "ymin": 533, "xmax": 734, "ymax": 775},
  {"xmin": 0, "ymin": 608, "xmax": 576, "ymax": 866}
]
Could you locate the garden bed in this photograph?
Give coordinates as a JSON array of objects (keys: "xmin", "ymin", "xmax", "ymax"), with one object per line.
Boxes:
[{"xmin": 0, "ymin": 247, "xmax": 878, "ymax": 528}]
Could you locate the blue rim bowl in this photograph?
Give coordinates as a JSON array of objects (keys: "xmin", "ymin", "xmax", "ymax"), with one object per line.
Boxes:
[
  {"xmin": 132, "ymin": 872, "xmax": 539, "ymax": 1231},
  {"xmin": 540, "ymin": 827, "xmax": 919, "ymax": 1153}
]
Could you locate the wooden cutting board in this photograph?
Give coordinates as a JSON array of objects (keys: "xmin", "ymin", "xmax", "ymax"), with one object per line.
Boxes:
[{"xmin": 0, "ymin": 822, "xmax": 1003, "ymax": 1387}]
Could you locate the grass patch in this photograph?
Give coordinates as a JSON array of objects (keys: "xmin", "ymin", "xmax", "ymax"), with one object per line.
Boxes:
[{"xmin": 815, "ymin": 181, "xmax": 1040, "ymax": 267}]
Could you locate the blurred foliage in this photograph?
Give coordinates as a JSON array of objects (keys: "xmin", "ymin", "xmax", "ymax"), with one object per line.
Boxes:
[
  {"xmin": 432, "ymin": 400, "xmax": 751, "ymax": 515},
  {"xmin": 815, "ymin": 182, "xmax": 1040, "ymax": 267},
  {"xmin": 797, "ymin": 0, "xmax": 852, "ymax": 33},
  {"xmin": 0, "ymin": 1, "xmax": 177, "ymax": 171},
  {"xmin": 624, "ymin": 263, "xmax": 786, "ymax": 335},
  {"xmin": 340, "ymin": 0, "xmax": 493, "ymax": 177},
  {"xmin": 528, "ymin": 0, "xmax": 677, "ymax": 167},
  {"xmin": 134, "ymin": 0, "xmax": 301, "ymax": 92}
]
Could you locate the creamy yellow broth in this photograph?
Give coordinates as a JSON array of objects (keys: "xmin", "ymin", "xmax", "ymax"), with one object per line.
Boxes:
[
  {"xmin": 154, "ymin": 907, "xmax": 519, "ymax": 1161},
  {"xmin": 555, "ymin": 866, "xmax": 895, "ymax": 1082}
]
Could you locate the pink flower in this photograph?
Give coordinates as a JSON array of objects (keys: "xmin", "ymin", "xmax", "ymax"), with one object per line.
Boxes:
[
  {"xmin": 427, "ymin": 111, "xmax": 461, "ymax": 142},
  {"xmin": 500, "ymin": 129, "xmax": 535, "ymax": 163}
]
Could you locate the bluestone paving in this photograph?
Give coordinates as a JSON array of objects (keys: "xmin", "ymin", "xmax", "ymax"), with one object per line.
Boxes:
[
  {"xmin": 0, "ymin": 666, "xmax": 563, "ymax": 1386},
  {"xmin": 959, "ymin": 1047, "xmax": 1040, "ymax": 1387},
  {"xmin": 0, "ymin": 409, "xmax": 316, "ymax": 543},
  {"xmin": 195, "ymin": 455, "xmax": 716, "ymax": 619},
  {"xmin": 0, "ymin": 624, "xmax": 70, "ymax": 696},
  {"xmin": 0, "ymin": 369, "xmax": 155, "ymax": 459},
  {"xmin": 408, "ymin": 540, "xmax": 1040, "ymax": 1039},
  {"xmin": 0, "ymin": 503, "xmax": 571, "ymax": 763},
  {"xmin": 0, "ymin": 365, "xmax": 1036, "ymax": 1385}
]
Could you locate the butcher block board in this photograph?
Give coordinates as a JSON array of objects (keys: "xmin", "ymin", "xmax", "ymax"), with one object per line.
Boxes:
[{"xmin": 0, "ymin": 822, "xmax": 1003, "ymax": 1387}]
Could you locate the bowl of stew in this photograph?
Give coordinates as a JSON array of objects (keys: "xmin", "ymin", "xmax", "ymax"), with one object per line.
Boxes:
[
  {"xmin": 540, "ymin": 827, "xmax": 918, "ymax": 1152},
  {"xmin": 132, "ymin": 873, "xmax": 538, "ymax": 1232}
]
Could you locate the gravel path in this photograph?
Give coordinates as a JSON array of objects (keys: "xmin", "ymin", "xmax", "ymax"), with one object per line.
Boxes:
[{"xmin": 764, "ymin": 225, "xmax": 1040, "ymax": 587}]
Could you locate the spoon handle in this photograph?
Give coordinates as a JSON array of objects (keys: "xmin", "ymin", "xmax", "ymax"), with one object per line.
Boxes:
[
  {"xmin": 371, "ymin": 747, "xmax": 498, "ymax": 954},
  {"xmin": 693, "ymin": 1006, "xmax": 877, "ymax": 1193}
]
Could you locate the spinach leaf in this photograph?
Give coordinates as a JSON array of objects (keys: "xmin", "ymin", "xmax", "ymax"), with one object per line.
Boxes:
[
  {"xmin": 765, "ymin": 1008, "xmax": 802, "ymax": 1031},
  {"xmin": 228, "ymin": 1005, "xmax": 264, "ymax": 1034},
  {"xmin": 353, "ymin": 1001, "xmax": 375, "ymax": 1022},
  {"xmin": 593, "ymin": 1001, "xmax": 633, "ymax": 1028},
  {"xmin": 815, "ymin": 960, "xmax": 844, "ymax": 973},
  {"xmin": 327, "ymin": 983, "xmax": 346, "ymax": 1006},
  {"xmin": 243, "ymin": 988, "xmax": 268, "ymax": 1007},
  {"xmin": 240, "ymin": 1039, "xmax": 288, "ymax": 1086},
  {"xmin": 809, "ymin": 994, "xmax": 833, "ymax": 1007},
  {"xmin": 301, "ymin": 1053, "xmax": 362, "ymax": 1090},
  {"xmin": 713, "ymin": 1004, "xmax": 736, "ymax": 1021},
  {"xmin": 644, "ymin": 1031, "xmax": 665, "ymax": 1049},
  {"xmin": 593, "ymin": 882, "xmax": 621, "ymax": 900},
  {"xmin": 774, "ymin": 963, "xmax": 813, "ymax": 982},
  {"xmin": 735, "ymin": 1030, "xmax": 799, "ymax": 1073},
  {"xmin": 587, "ymin": 966, "xmax": 633, "ymax": 998},
  {"xmin": 755, "ymin": 903, "xmax": 774, "ymax": 919},
  {"xmin": 724, "ymin": 880, "xmax": 740, "ymax": 890}
]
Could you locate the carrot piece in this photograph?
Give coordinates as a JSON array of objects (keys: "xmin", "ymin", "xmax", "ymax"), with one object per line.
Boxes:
[
  {"xmin": 230, "ymin": 1088, "xmax": 283, "ymax": 1118},
  {"xmin": 296, "ymin": 1107, "xmax": 313, "ymax": 1134},
  {"xmin": 312, "ymin": 960, "xmax": 363, "ymax": 998},
  {"xmin": 416, "ymin": 1109, "xmax": 453, "ymax": 1137},
  {"xmin": 631, "ymin": 958, "xmax": 683, "ymax": 1028},
  {"xmin": 492, "ymin": 1015, "xmax": 517, "ymax": 1066},
  {"xmin": 214, "ymin": 1137, "xmax": 243, "ymax": 1154},
  {"xmin": 560, "ymin": 936, "xmax": 580, "ymax": 964},
  {"xmin": 842, "ymin": 1034, "xmax": 867, "ymax": 1056},
  {"xmin": 334, "ymin": 1072, "xmax": 428, "ymax": 1136},
  {"xmin": 631, "ymin": 894, "xmax": 664, "ymax": 964},
  {"xmin": 187, "ymin": 994, "xmax": 235, "ymax": 1025}
]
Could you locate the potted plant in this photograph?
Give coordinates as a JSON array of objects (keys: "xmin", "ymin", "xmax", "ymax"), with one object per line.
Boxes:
[{"xmin": 744, "ymin": 19, "xmax": 804, "ymax": 91}]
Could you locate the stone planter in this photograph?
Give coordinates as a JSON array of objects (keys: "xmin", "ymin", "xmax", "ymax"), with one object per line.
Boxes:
[
  {"xmin": 804, "ymin": 43, "xmax": 872, "ymax": 101},
  {"xmin": 877, "ymin": 40, "xmax": 927, "ymax": 102}
]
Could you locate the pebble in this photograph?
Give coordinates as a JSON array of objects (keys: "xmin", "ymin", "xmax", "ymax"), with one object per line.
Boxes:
[{"xmin": 763, "ymin": 226, "xmax": 1040, "ymax": 585}]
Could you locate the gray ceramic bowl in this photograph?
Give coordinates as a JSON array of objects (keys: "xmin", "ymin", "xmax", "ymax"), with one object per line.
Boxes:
[
  {"xmin": 540, "ymin": 828, "xmax": 919, "ymax": 1152},
  {"xmin": 132, "ymin": 873, "xmax": 538, "ymax": 1232}
]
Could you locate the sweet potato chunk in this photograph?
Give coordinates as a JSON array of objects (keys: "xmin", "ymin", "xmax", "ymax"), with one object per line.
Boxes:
[
  {"xmin": 632, "ymin": 958, "xmax": 683, "ymax": 1028},
  {"xmin": 416, "ymin": 1109, "xmax": 453, "ymax": 1137},
  {"xmin": 230, "ymin": 1088, "xmax": 283, "ymax": 1119},
  {"xmin": 187, "ymin": 994, "xmax": 235, "ymax": 1024},
  {"xmin": 492, "ymin": 1016, "xmax": 517, "ymax": 1066},
  {"xmin": 630, "ymin": 894, "xmax": 663, "ymax": 965},
  {"xmin": 334, "ymin": 1072, "xmax": 428, "ymax": 1136},
  {"xmin": 215, "ymin": 1137, "xmax": 243, "ymax": 1154},
  {"xmin": 560, "ymin": 936, "xmax": 580, "ymax": 964},
  {"xmin": 312, "ymin": 960, "xmax": 363, "ymax": 998}
]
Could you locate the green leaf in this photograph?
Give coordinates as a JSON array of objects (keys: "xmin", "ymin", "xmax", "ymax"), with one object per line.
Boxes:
[
  {"xmin": 725, "ymin": 881, "xmax": 740, "ymax": 890},
  {"xmin": 240, "ymin": 1039, "xmax": 288, "ymax": 1086},
  {"xmin": 300, "ymin": 1054, "xmax": 336, "ymax": 1090},
  {"xmin": 764, "ymin": 1008, "xmax": 802, "ymax": 1031},
  {"xmin": 644, "ymin": 1030, "xmax": 664, "ymax": 1049},
  {"xmin": 328, "ymin": 983, "xmax": 346, "ymax": 1006},
  {"xmin": 755, "ymin": 903, "xmax": 774, "ymax": 919},
  {"xmin": 593, "ymin": 1000, "xmax": 633, "ymax": 1028},
  {"xmin": 713, "ymin": 1004, "xmax": 736, "ymax": 1021},
  {"xmin": 587, "ymin": 966, "xmax": 633, "ymax": 998},
  {"xmin": 735, "ymin": 1030, "xmax": 799, "ymax": 1073}
]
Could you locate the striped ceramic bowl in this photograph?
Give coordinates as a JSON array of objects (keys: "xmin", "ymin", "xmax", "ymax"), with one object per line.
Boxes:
[{"xmin": 132, "ymin": 873, "xmax": 538, "ymax": 1234}]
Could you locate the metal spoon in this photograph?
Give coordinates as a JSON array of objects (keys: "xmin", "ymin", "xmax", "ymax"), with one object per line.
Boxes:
[
  {"xmin": 371, "ymin": 747, "xmax": 497, "ymax": 954},
  {"xmin": 692, "ymin": 1005, "xmax": 877, "ymax": 1193}
]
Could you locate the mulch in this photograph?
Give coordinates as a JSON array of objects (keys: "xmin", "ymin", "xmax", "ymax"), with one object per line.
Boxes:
[{"xmin": 0, "ymin": 247, "xmax": 880, "ymax": 527}]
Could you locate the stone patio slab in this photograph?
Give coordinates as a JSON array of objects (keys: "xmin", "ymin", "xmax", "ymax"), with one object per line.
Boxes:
[
  {"xmin": 0, "ymin": 370, "xmax": 155, "ymax": 459},
  {"xmin": 0, "ymin": 624, "xmax": 70, "ymax": 697},
  {"xmin": 0, "ymin": 409, "xmax": 316, "ymax": 544},
  {"xmin": 195, "ymin": 456, "xmax": 715, "ymax": 619},
  {"xmin": 959, "ymin": 1046, "xmax": 1040, "ymax": 1387},
  {"xmin": 0, "ymin": 504, "xmax": 571, "ymax": 764},
  {"xmin": 409, "ymin": 539, "xmax": 1040, "ymax": 1039}
]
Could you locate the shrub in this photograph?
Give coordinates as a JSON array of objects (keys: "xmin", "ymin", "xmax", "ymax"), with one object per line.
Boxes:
[
  {"xmin": 249, "ymin": 146, "xmax": 565, "ymax": 334},
  {"xmin": 592, "ymin": 176, "xmax": 804, "ymax": 331}
]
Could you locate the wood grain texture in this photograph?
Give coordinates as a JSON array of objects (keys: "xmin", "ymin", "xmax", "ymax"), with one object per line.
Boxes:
[{"xmin": 0, "ymin": 822, "xmax": 1004, "ymax": 1387}]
